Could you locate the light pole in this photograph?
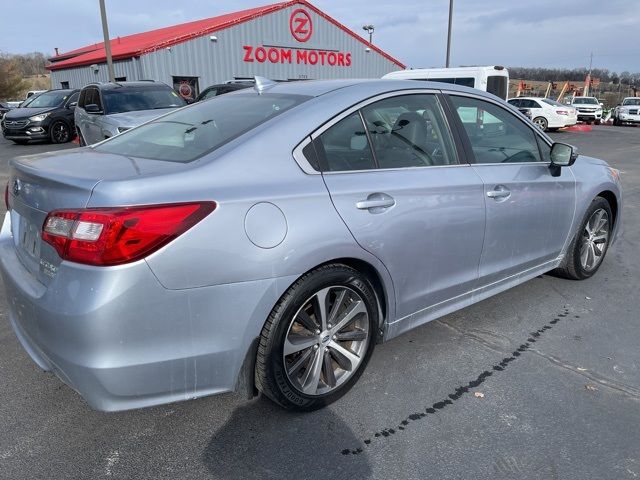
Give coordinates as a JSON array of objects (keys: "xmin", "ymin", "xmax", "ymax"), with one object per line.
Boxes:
[
  {"xmin": 445, "ymin": 0, "xmax": 454, "ymax": 67},
  {"xmin": 362, "ymin": 25, "xmax": 375, "ymax": 44},
  {"xmin": 99, "ymin": 0, "xmax": 115, "ymax": 82}
]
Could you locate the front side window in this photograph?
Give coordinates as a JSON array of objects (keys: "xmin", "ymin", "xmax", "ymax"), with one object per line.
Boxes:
[
  {"xmin": 95, "ymin": 93, "xmax": 310, "ymax": 163},
  {"xmin": 361, "ymin": 94, "xmax": 457, "ymax": 167},
  {"xmin": 450, "ymin": 95, "xmax": 542, "ymax": 164},
  {"xmin": 317, "ymin": 113, "xmax": 375, "ymax": 171},
  {"xmin": 508, "ymin": 99, "xmax": 521, "ymax": 108}
]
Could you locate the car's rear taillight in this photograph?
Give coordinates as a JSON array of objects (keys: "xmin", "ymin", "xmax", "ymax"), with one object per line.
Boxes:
[
  {"xmin": 42, "ymin": 202, "xmax": 216, "ymax": 266},
  {"xmin": 556, "ymin": 109, "xmax": 568, "ymax": 115}
]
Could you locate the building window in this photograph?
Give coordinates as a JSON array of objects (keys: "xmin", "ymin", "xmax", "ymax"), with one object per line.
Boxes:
[
  {"xmin": 60, "ymin": 81, "xmax": 70, "ymax": 89},
  {"xmin": 115, "ymin": 76, "xmax": 127, "ymax": 82},
  {"xmin": 172, "ymin": 76, "xmax": 199, "ymax": 103}
]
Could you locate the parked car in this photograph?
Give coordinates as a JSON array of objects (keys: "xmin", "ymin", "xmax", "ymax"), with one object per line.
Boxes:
[
  {"xmin": 566, "ymin": 96, "xmax": 603, "ymax": 124},
  {"xmin": 612, "ymin": 97, "xmax": 640, "ymax": 126},
  {"xmin": 1, "ymin": 89, "xmax": 79, "ymax": 144},
  {"xmin": 508, "ymin": 97, "xmax": 577, "ymax": 131},
  {"xmin": 75, "ymin": 81, "xmax": 186, "ymax": 145},
  {"xmin": 195, "ymin": 82, "xmax": 252, "ymax": 102},
  {"xmin": 0, "ymin": 102, "xmax": 15, "ymax": 120},
  {"xmin": 0, "ymin": 79, "xmax": 622, "ymax": 412}
]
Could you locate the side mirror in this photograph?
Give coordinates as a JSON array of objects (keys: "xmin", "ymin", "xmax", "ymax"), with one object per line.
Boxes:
[
  {"xmin": 67, "ymin": 101, "xmax": 77, "ymax": 109},
  {"xmin": 85, "ymin": 104, "xmax": 102, "ymax": 114},
  {"xmin": 599, "ymin": 102, "xmax": 604, "ymax": 107},
  {"xmin": 550, "ymin": 142, "xmax": 578, "ymax": 167}
]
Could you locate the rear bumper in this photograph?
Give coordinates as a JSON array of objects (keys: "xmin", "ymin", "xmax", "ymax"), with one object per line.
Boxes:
[{"xmin": 0, "ymin": 213, "xmax": 294, "ymax": 411}]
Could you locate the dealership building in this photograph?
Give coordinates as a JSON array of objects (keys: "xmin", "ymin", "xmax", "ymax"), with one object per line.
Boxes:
[{"xmin": 47, "ymin": 0, "xmax": 404, "ymax": 101}]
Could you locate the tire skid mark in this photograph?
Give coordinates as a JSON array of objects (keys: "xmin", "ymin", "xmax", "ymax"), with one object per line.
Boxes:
[{"xmin": 341, "ymin": 307, "xmax": 573, "ymax": 456}]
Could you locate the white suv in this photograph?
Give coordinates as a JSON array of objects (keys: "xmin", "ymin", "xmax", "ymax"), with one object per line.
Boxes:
[
  {"xmin": 568, "ymin": 96, "xmax": 603, "ymax": 124},
  {"xmin": 612, "ymin": 97, "xmax": 640, "ymax": 126}
]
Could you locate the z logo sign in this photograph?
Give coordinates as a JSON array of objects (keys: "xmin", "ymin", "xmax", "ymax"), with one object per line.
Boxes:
[{"xmin": 290, "ymin": 9, "xmax": 313, "ymax": 42}]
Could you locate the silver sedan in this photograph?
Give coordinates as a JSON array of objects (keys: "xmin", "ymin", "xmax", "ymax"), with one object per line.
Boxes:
[{"xmin": 0, "ymin": 79, "xmax": 622, "ymax": 411}]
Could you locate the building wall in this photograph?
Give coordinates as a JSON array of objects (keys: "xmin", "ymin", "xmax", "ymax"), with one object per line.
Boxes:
[
  {"xmin": 51, "ymin": 4, "xmax": 401, "ymax": 91},
  {"xmin": 50, "ymin": 58, "xmax": 142, "ymax": 89}
]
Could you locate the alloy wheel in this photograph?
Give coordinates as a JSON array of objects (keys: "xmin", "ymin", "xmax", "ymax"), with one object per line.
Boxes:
[
  {"xmin": 533, "ymin": 117, "xmax": 547, "ymax": 130},
  {"xmin": 283, "ymin": 286, "xmax": 370, "ymax": 396},
  {"xmin": 580, "ymin": 208, "xmax": 609, "ymax": 272},
  {"xmin": 52, "ymin": 122, "xmax": 70, "ymax": 143}
]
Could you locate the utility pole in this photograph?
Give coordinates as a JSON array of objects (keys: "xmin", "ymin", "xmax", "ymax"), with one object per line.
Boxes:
[
  {"xmin": 584, "ymin": 51, "xmax": 593, "ymax": 96},
  {"xmin": 99, "ymin": 0, "xmax": 116, "ymax": 82},
  {"xmin": 445, "ymin": 0, "xmax": 454, "ymax": 67}
]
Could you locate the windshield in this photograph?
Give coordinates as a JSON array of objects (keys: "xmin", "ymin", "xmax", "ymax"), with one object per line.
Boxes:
[
  {"xmin": 622, "ymin": 98, "xmax": 640, "ymax": 106},
  {"xmin": 542, "ymin": 99, "xmax": 566, "ymax": 107},
  {"xmin": 573, "ymin": 97, "xmax": 598, "ymax": 105},
  {"xmin": 103, "ymin": 87, "xmax": 186, "ymax": 114},
  {"xmin": 21, "ymin": 91, "xmax": 72, "ymax": 108},
  {"xmin": 95, "ymin": 93, "xmax": 311, "ymax": 162}
]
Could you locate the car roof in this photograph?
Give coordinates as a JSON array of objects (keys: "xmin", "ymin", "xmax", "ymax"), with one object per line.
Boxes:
[
  {"xmin": 248, "ymin": 78, "xmax": 505, "ymax": 100},
  {"xmin": 87, "ymin": 81, "xmax": 168, "ymax": 90}
]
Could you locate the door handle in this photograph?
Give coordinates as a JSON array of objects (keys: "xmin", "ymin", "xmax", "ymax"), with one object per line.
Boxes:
[
  {"xmin": 356, "ymin": 193, "xmax": 395, "ymax": 212},
  {"xmin": 486, "ymin": 185, "xmax": 511, "ymax": 200}
]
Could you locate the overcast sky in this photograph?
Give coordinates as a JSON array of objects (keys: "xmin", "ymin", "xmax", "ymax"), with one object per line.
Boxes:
[{"xmin": 1, "ymin": 0, "xmax": 638, "ymax": 72}]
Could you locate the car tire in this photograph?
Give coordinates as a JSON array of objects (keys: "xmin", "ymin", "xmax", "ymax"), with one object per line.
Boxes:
[
  {"xmin": 50, "ymin": 120, "xmax": 71, "ymax": 144},
  {"xmin": 255, "ymin": 264, "xmax": 378, "ymax": 411},
  {"xmin": 533, "ymin": 116, "xmax": 548, "ymax": 131},
  {"xmin": 554, "ymin": 196, "xmax": 613, "ymax": 280},
  {"xmin": 11, "ymin": 139, "xmax": 29, "ymax": 145},
  {"xmin": 612, "ymin": 116, "xmax": 619, "ymax": 126},
  {"xmin": 595, "ymin": 119, "xmax": 601, "ymax": 125}
]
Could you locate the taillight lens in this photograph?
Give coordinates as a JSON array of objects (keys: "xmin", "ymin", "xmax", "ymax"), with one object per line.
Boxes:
[
  {"xmin": 42, "ymin": 202, "xmax": 216, "ymax": 266},
  {"xmin": 556, "ymin": 109, "xmax": 568, "ymax": 115}
]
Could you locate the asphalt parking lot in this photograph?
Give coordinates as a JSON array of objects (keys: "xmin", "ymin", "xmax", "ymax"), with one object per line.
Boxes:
[{"xmin": 0, "ymin": 126, "xmax": 639, "ymax": 480}]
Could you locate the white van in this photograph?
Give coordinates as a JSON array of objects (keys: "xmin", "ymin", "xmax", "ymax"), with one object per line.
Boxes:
[{"xmin": 382, "ymin": 66, "xmax": 509, "ymax": 100}]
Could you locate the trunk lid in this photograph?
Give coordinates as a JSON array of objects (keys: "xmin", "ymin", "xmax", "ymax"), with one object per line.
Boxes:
[{"xmin": 7, "ymin": 148, "xmax": 186, "ymax": 284}]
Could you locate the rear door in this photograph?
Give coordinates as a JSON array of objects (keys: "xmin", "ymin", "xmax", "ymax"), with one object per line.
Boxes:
[
  {"xmin": 314, "ymin": 92, "xmax": 486, "ymax": 321},
  {"xmin": 446, "ymin": 93, "xmax": 575, "ymax": 286}
]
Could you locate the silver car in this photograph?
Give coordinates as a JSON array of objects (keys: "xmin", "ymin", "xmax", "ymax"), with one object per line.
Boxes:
[
  {"xmin": 74, "ymin": 81, "xmax": 186, "ymax": 145},
  {"xmin": 0, "ymin": 79, "xmax": 622, "ymax": 412}
]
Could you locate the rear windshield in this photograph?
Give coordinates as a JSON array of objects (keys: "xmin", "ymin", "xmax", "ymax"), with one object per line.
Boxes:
[
  {"xmin": 21, "ymin": 90, "xmax": 73, "ymax": 108},
  {"xmin": 94, "ymin": 93, "xmax": 311, "ymax": 162},
  {"xmin": 542, "ymin": 99, "xmax": 565, "ymax": 107},
  {"xmin": 487, "ymin": 75, "xmax": 508, "ymax": 100},
  {"xmin": 103, "ymin": 87, "xmax": 186, "ymax": 114}
]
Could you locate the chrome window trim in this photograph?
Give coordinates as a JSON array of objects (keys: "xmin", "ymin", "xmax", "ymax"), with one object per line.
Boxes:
[
  {"xmin": 292, "ymin": 89, "xmax": 465, "ymax": 174},
  {"xmin": 321, "ymin": 163, "xmax": 471, "ymax": 176}
]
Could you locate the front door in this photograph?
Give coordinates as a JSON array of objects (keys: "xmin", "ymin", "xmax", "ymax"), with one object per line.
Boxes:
[
  {"xmin": 447, "ymin": 94, "xmax": 576, "ymax": 286},
  {"xmin": 316, "ymin": 93, "xmax": 486, "ymax": 321}
]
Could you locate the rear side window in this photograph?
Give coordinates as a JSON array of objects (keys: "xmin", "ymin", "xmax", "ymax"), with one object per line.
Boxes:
[
  {"xmin": 361, "ymin": 94, "xmax": 457, "ymax": 167},
  {"xmin": 317, "ymin": 113, "xmax": 375, "ymax": 171},
  {"xmin": 94, "ymin": 93, "xmax": 311, "ymax": 162}
]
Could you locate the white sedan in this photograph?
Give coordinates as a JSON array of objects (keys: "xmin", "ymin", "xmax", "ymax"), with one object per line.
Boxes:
[{"xmin": 508, "ymin": 97, "xmax": 577, "ymax": 131}]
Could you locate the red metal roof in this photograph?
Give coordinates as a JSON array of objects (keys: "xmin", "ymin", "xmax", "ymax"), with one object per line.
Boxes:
[{"xmin": 47, "ymin": 0, "xmax": 404, "ymax": 71}]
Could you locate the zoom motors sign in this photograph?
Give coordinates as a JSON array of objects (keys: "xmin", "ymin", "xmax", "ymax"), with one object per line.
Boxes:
[{"xmin": 242, "ymin": 8, "xmax": 353, "ymax": 67}]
